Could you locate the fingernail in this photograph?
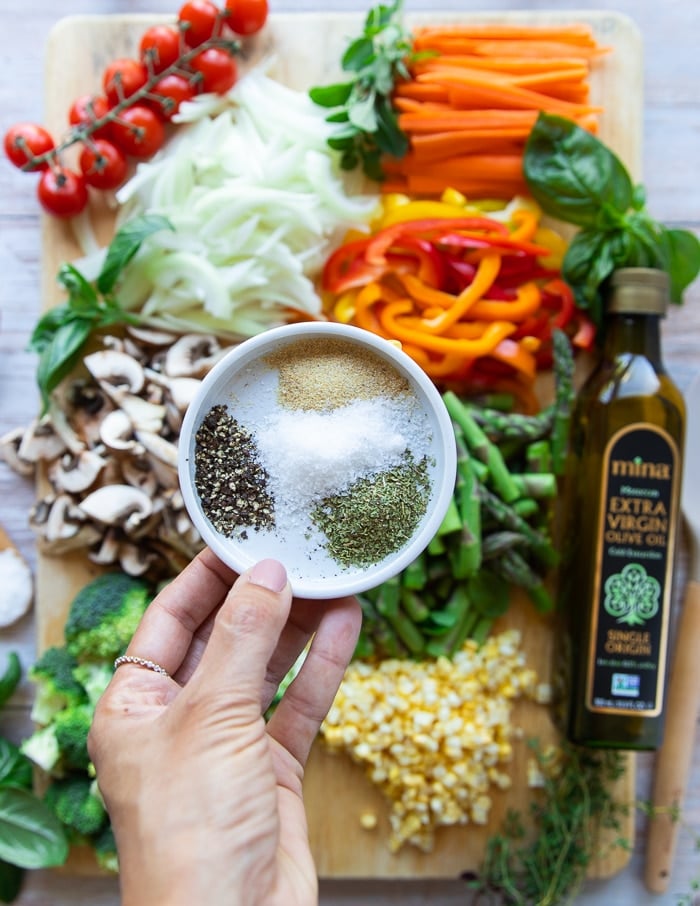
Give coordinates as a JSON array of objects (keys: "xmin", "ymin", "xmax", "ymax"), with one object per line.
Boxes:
[{"xmin": 248, "ymin": 559, "xmax": 288, "ymax": 593}]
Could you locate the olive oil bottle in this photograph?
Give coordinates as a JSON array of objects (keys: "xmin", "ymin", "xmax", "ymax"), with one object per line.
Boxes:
[{"xmin": 556, "ymin": 268, "xmax": 685, "ymax": 749}]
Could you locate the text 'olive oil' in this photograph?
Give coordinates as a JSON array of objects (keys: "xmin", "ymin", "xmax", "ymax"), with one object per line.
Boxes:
[{"xmin": 556, "ymin": 268, "xmax": 685, "ymax": 749}]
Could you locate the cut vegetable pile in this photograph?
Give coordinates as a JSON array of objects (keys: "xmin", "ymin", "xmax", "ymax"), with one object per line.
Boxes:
[{"xmin": 4, "ymin": 0, "xmax": 699, "ymax": 891}]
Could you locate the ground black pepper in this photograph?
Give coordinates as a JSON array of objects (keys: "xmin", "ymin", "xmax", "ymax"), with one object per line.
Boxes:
[{"xmin": 193, "ymin": 404, "xmax": 275, "ymax": 538}]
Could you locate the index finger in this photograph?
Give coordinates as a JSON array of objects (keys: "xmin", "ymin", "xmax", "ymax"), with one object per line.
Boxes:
[{"xmin": 124, "ymin": 548, "xmax": 237, "ymax": 677}]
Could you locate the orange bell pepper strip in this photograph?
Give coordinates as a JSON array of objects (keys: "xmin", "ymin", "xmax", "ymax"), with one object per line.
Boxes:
[
  {"xmin": 378, "ymin": 299, "xmax": 516, "ymax": 355},
  {"xmin": 468, "ymin": 281, "xmax": 542, "ymax": 321},
  {"xmin": 508, "ymin": 207, "xmax": 540, "ymax": 243},
  {"xmin": 352, "ymin": 281, "xmax": 393, "ymax": 337},
  {"xmin": 422, "ymin": 251, "xmax": 502, "ymax": 333},
  {"xmin": 488, "ymin": 338, "xmax": 539, "ymax": 381}
]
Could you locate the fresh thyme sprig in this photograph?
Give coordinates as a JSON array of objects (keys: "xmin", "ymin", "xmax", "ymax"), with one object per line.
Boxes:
[
  {"xmin": 308, "ymin": 0, "xmax": 414, "ymax": 180},
  {"xmin": 467, "ymin": 740, "xmax": 630, "ymax": 906}
]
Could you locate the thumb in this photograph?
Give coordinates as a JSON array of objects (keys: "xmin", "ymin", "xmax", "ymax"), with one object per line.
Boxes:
[{"xmin": 186, "ymin": 559, "xmax": 292, "ymax": 709}]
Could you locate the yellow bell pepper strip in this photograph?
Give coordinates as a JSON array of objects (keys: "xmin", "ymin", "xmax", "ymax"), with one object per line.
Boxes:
[{"xmin": 508, "ymin": 207, "xmax": 540, "ymax": 242}]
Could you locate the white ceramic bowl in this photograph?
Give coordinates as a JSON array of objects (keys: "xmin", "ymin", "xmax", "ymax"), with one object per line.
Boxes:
[{"xmin": 178, "ymin": 322, "xmax": 457, "ymax": 598}]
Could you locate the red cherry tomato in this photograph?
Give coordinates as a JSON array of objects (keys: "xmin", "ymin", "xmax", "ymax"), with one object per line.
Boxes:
[
  {"xmin": 103, "ymin": 58, "xmax": 149, "ymax": 106},
  {"xmin": 37, "ymin": 167, "xmax": 89, "ymax": 218},
  {"xmin": 148, "ymin": 73, "xmax": 197, "ymax": 119},
  {"xmin": 224, "ymin": 0, "xmax": 268, "ymax": 36},
  {"xmin": 190, "ymin": 48, "xmax": 238, "ymax": 94},
  {"xmin": 110, "ymin": 105, "xmax": 166, "ymax": 158},
  {"xmin": 139, "ymin": 24, "xmax": 182, "ymax": 73},
  {"xmin": 68, "ymin": 94, "xmax": 112, "ymax": 140},
  {"xmin": 178, "ymin": 0, "xmax": 220, "ymax": 47},
  {"xmin": 4, "ymin": 122, "xmax": 55, "ymax": 171},
  {"xmin": 79, "ymin": 139, "xmax": 129, "ymax": 190}
]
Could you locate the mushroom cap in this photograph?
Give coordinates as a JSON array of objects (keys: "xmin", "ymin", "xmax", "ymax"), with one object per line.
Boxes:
[
  {"xmin": 48, "ymin": 450, "xmax": 106, "ymax": 494},
  {"xmin": 78, "ymin": 485, "xmax": 154, "ymax": 529},
  {"xmin": 83, "ymin": 350, "xmax": 146, "ymax": 396}
]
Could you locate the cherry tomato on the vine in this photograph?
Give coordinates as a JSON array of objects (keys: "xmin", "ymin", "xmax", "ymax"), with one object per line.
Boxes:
[
  {"xmin": 103, "ymin": 58, "xmax": 149, "ymax": 106},
  {"xmin": 37, "ymin": 167, "xmax": 88, "ymax": 218},
  {"xmin": 178, "ymin": 0, "xmax": 220, "ymax": 47},
  {"xmin": 139, "ymin": 24, "xmax": 182, "ymax": 73},
  {"xmin": 4, "ymin": 123, "xmax": 55, "ymax": 171},
  {"xmin": 68, "ymin": 94, "xmax": 111, "ymax": 140},
  {"xmin": 148, "ymin": 73, "xmax": 198, "ymax": 119},
  {"xmin": 79, "ymin": 139, "xmax": 128, "ymax": 190},
  {"xmin": 110, "ymin": 105, "xmax": 166, "ymax": 158},
  {"xmin": 224, "ymin": 0, "xmax": 269, "ymax": 36},
  {"xmin": 190, "ymin": 48, "xmax": 238, "ymax": 94}
]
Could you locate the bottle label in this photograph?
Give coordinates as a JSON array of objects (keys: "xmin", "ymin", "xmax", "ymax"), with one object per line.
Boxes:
[{"xmin": 586, "ymin": 424, "xmax": 680, "ymax": 716}]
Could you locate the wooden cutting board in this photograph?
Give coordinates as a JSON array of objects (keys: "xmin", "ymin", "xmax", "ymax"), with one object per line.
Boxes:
[{"xmin": 39, "ymin": 10, "xmax": 642, "ymax": 879}]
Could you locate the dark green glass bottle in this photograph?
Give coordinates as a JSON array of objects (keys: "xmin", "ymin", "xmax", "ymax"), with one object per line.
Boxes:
[{"xmin": 555, "ymin": 267, "xmax": 685, "ymax": 749}]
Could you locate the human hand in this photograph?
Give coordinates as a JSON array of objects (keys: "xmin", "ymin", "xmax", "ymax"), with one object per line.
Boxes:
[{"xmin": 88, "ymin": 549, "xmax": 362, "ymax": 906}]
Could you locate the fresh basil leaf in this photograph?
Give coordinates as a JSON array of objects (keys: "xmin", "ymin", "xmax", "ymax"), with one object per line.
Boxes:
[
  {"xmin": 97, "ymin": 213, "xmax": 172, "ymax": 295},
  {"xmin": 0, "ymin": 787, "xmax": 68, "ymax": 869},
  {"xmin": 36, "ymin": 319, "xmax": 93, "ymax": 411},
  {"xmin": 523, "ymin": 113, "xmax": 634, "ymax": 228},
  {"xmin": 28, "ymin": 305, "xmax": 76, "ymax": 354},
  {"xmin": 325, "ymin": 109, "xmax": 350, "ymax": 124},
  {"xmin": 0, "ymin": 860, "xmax": 23, "ymax": 904},
  {"xmin": 562, "ymin": 230, "xmax": 616, "ymax": 323},
  {"xmin": 659, "ymin": 228, "xmax": 700, "ymax": 303},
  {"xmin": 56, "ymin": 263, "xmax": 99, "ymax": 309},
  {"xmin": 0, "ymin": 656, "xmax": 20, "ymax": 711},
  {"xmin": 308, "ymin": 82, "xmax": 354, "ymax": 107},
  {"xmin": 0, "ymin": 742, "xmax": 32, "ymax": 792}
]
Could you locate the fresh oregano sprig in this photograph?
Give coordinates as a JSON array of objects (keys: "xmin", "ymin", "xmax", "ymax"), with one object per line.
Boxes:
[
  {"xmin": 29, "ymin": 213, "xmax": 172, "ymax": 412},
  {"xmin": 308, "ymin": 0, "xmax": 415, "ymax": 180},
  {"xmin": 523, "ymin": 112, "xmax": 700, "ymax": 328}
]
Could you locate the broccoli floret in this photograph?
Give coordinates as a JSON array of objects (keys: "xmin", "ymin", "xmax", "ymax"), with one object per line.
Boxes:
[
  {"xmin": 53, "ymin": 704, "xmax": 94, "ymax": 772},
  {"xmin": 64, "ymin": 572, "xmax": 153, "ymax": 662},
  {"xmin": 93, "ymin": 822, "xmax": 119, "ymax": 873},
  {"xmin": 29, "ymin": 646, "xmax": 87, "ymax": 725},
  {"xmin": 44, "ymin": 775, "xmax": 107, "ymax": 839},
  {"xmin": 72, "ymin": 662, "xmax": 113, "ymax": 706},
  {"xmin": 20, "ymin": 724, "xmax": 61, "ymax": 774}
]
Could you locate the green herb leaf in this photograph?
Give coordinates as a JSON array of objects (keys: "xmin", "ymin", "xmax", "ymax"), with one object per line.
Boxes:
[
  {"xmin": 0, "ymin": 860, "xmax": 23, "ymax": 904},
  {"xmin": 308, "ymin": 0, "xmax": 413, "ymax": 180},
  {"xmin": 97, "ymin": 213, "xmax": 172, "ymax": 294},
  {"xmin": 0, "ymin": 655, "xmax": 21, "ymax": 711},
  {"xmin": 56, "ymin": 263, "xmax": 99, "ymax": 308},
  {"xmin": 35, "ymin": 318, "xmax": 93, "ymax": 410},
  {"xmin": 523, "ymin": 113, "xmax": 633, "ymax": 228},
  {"xmin": 0, "ymin": 742, "xmax": 32, "ymax": 793},
  {"xmin": 0, "ymin": 787, "xmax": 68, "ymax": 869},
  {"xmin": 524, "ymin": 112, "xmax": 700, "ymax": 323}
]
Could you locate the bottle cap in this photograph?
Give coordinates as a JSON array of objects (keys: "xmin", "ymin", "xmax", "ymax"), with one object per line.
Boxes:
[{"xmin": 607, "ymin": 267, "xmax": 669, "ymax": 315}]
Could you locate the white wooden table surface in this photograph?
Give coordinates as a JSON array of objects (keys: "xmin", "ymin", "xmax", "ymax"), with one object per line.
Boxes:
[{"xmin": 0, "ymin": 0, "xmax": 698, "ymax": 903}]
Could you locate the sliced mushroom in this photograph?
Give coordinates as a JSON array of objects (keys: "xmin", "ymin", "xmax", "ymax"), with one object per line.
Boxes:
[
  {"xmin": 144, "ymin": 370, "xmax": 201, "ymax": 412},
  {"xmin": 88, "ymin": 529, "xmax": 121, "ymax": 566},
  {"xmin": 126, "ymin": 325, "xmax": 178, "ymax": 347},
  {"xmin": 17, "ymin": 418, "xmax": 67, "ymax": 463},
  {"xmin": 78, "ymin": 485, "xmax": 154, "ymax": 533},
  {"xmin": 135, "ymin": 431, "xmax": 179, "ymax": 468},
  {"xmin": 100, "ymin": 410, "xmax": 144, "ymax": 454},
  {"xmin": 83, "ymin": 350, "xmax": 146, "ymax": 397},
  {"xmin": 32, "ymin": 493, "xmax": 94, "ymax": 548},
  {"xmin": 49, "ymin": 450, "xmax": 106, "ymax": 494},
  {"xmin": 118, "ymin": 394, "xmax": 166, "ymax": 434},
  {"xmin": 121, "ymin": 457, "xmax": 159, "ymax": 496},
  {"xmin": 62, "ymin": 380, "xmax": 113, "ymax": 446},
  {"xmin": 0, "ymin": 427, "xmax": 35, "ymax": 477},
  {"xmin": 164, "ymin": 334, "xmax": 224, "ymax": 378},
  {"xmin": 119, "ymin": 542, "xmax": 156, "ymax": 577}
]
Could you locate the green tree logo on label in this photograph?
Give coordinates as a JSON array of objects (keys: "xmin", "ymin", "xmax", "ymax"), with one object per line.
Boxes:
[{"xmin": 604, "ymin": 563, "xmax": 661, "ymax": 626}]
